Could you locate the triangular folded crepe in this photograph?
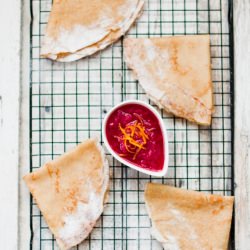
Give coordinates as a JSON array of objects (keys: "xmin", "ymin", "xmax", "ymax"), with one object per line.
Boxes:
[
  {"xmin": 41, "ymin": 0, "xmax": 144, "ymax": 62},
  {"xmin": 23, "ymin": 139, "xmax": 109, "ymax": 250},
  {"xmin": 144, "ymin": 183, "xmax": 234, "ymax": 250},
  {"xmin": 124, "ymin": 35, "xmax": 214, "ymax": 125}
]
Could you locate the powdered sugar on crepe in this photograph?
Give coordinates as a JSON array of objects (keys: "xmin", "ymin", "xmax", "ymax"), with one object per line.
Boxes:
[
  {"xmin": 145, "ymin": 201, "xmax": 180, "ymax": 250},
  {"xmin": 58, "ymin": 193, "xmax": 103, "ymax": 248},
  {"xmin": 143, "ymin": 39, "xmax": 171, "ymax": 79},
  {"xmin": 151, "ymin": 221, "xmax": 180, "ymax": 250},
  {"xmin": 124, "ymin": 39, "xmax": 167, "ymax": 102},
  {"xmin": 42, "ymin": 20, "xmax": 114, "ymax": 56}
]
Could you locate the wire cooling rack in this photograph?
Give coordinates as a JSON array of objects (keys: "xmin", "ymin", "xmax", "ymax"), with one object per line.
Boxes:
[{"xmin": 30, "ymin": 0, "xmax": 234, "ymax": 249}]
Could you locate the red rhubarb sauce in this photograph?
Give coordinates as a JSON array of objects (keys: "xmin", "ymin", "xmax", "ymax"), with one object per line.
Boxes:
[{"xmin": 105, "ymin": 103, "xmax": 164, "ymax": 171}]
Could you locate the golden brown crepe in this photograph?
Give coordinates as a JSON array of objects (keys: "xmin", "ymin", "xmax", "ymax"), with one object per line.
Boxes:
[
  {"xmin": 124, "ymin": 35, "xmax": 214, "ymax": 125},
  {"xmin": 41, "ymin": 0, "xmax": 144, "ymax": 62},
  {"xmin": 144, "ymin": 183, "xmax": 234, "ymax": 250},
  {"xmin": 23, "ymin": 139, "xmax": 109, "ymax": 250}
]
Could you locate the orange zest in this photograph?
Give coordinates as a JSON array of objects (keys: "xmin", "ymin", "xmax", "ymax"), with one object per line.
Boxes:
[{"xmin": 117, "ymin": 117, "xmax": 149, "ymax": 160}]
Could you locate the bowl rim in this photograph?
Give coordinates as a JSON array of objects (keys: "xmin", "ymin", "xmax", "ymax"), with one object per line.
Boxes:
[{"xmin": 102, "ymin": 100, "xmax": 169, "ymax": 177}]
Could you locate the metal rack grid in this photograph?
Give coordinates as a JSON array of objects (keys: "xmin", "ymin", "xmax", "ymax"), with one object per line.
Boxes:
[{"xmin": 29, "ymin": 0, "xmax": 234, "ymax": 249}]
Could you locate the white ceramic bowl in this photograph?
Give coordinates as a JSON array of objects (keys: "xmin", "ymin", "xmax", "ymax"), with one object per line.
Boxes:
[{"xmin": 102, "ymin": 100, "xmax": 169, "ymax": 177}]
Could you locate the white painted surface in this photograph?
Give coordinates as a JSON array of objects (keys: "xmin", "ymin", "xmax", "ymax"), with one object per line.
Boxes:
[
  {"xmin": 0, "ymin": 0, "xmax": 21, "ymax": 249},
  {"xmin": 19, "ymin": 0, "xmax": 31, "ymax": 249},
  {"xmin": 0, "ymin": 0, "xmax": 249, "ymax": 249},
  {"xmin": 234, "ymin": 0, "xmax": 250, "ymax": 249}
]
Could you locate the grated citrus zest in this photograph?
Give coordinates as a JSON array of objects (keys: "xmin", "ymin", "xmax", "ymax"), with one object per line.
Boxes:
[{"xmin": 118, "ymin": 117, "xmax": 149, "ymax": 159}]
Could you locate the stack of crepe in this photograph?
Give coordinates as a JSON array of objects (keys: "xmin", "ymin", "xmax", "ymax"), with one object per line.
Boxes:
[{"xmin": 41, "ymin": 0, "xmax": 144, "ymax": 62}]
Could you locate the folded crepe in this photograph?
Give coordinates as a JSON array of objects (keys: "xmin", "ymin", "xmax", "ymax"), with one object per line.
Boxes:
[
  {"xmin": 23, "ymin": 139, "xmax": 109, "ymax": 250},
  {"xmin": 124, "ymin": 35, "xmax": 214, "ymax": 125},
  {"xmin": 144, "ymin": 183, "xmax": 234, "ymax": 250},
  {"xmin": 41, "ymin": 0, "xmax": 144, "ymax": 62}
]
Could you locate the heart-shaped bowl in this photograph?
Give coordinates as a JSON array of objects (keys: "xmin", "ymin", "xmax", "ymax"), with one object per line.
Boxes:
[{"xmin": 102, "ymin": 100, "xmax": 169, "ymax": 177}]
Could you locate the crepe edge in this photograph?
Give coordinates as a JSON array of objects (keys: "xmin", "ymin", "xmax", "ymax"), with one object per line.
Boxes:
[
  {"xmin": 123, "ymin": 35, "xmax": 214, "ymax": 126},
  {"xmin": 23, "ymin": 138, "xmax": 110, "ymax": 250},
  {"xmin": 144, "ymin": 184, "xmax": 169, "ymax": 250},
  {"xmin": 41, "ymin": 0, "xmax": 145, "ymax": 62}
]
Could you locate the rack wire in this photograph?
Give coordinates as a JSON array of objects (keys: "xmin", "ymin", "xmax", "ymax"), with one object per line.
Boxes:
[{"xmin": 30, "ymin": 0, "xmax": 234, "ymax": 249}]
